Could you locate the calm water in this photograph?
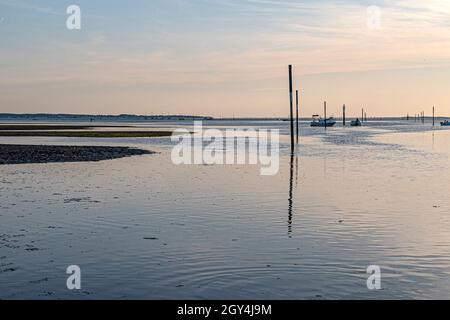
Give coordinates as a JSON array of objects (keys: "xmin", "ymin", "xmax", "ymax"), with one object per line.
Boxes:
[{"xmin": 1, "ymin": 120, "xmax": 450, "ymax": 299}]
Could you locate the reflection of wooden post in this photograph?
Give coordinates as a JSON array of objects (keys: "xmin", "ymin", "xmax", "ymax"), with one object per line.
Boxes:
[
  {"xmin": 288, "ymin": 65, "xmax": 294, "ymax": 152},
  {"xmin": 296, "ymin": 90, "xmax": 299, "ymax": 142},
  {"xmin": 288, "ymin": 152, "xmax": 294, "ymax": 234},
  {"xmin": 343, "ymin": 104, "xmax": 346, "ymax": 126}
]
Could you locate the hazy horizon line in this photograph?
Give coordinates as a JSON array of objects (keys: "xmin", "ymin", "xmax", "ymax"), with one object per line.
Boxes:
[{"xmin": 1, "ymin": 112, "xmax": 448, "ymax": 120}]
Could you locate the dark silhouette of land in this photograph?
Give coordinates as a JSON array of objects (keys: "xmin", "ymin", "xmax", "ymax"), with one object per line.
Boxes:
[{"xmin": 0, "ymin": 145, "xmax": 154, "ymax": 165}]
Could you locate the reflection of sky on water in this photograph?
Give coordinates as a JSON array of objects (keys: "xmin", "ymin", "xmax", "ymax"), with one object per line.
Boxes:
[{"xmin": 1, "ymin": 121, "xmax": 450, "ymax": 299}]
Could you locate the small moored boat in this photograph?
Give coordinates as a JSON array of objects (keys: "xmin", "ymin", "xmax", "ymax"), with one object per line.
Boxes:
[
  {"xmin": 350, "ymin": 119, "xmax": 362, "ymax": 127},
  {"xmin": 441, "ymin": 120, "xmax": 450, "ymax": 126},
  {"xmin": 310, "ymin": 115, "xmax": 336, "ymax": 127}
]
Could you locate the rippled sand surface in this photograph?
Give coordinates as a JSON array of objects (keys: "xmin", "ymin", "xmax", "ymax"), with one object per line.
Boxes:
[{"xmin": 1, "ymin": 120, "xmax": 450, "ymax": 299}]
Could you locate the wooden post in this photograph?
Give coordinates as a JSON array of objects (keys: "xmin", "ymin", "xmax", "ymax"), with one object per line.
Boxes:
[
  {"xmin": 296, "ymin": 89, "xmax": 299, "ymax": 142},
  {"xmin": 433, "ymin": 107, "xmax": 435, "ymax": 126},
  {"xmin": 343, "ymin": 104, "xmax": 346, "ymax": 126},
  {"xmin": 324, "ymin": 101, "xmax": 327, "ymax": 129},
  {"xmin": 362, "ymin": 108, "xmax": 364, "ymax": 123},
  {"xmin": 288, "ymin": 65, "xmax": 294, "ymax": 152},
  {"xmin": 364, "ymin": 112, "xmax": 367, "ymax": 123}
]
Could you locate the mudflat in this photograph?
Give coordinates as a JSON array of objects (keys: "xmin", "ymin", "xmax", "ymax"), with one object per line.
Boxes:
[
  {"xmin": 0, "ymin": 144, "xmax": 154, "ymax": 165},
  {"xmin": 0, "ymin": 125, "xmax": 133, "ymax": 131},
  {"xmin": 0, "ymin": 131, "xmax": 174, "ymax": 138}
]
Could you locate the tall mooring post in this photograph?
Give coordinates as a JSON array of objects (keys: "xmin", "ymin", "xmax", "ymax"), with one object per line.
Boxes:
[
  {"xmin": 288, "ymin": 65, "xmax": 294, "ymax": 152},
  {"xmin": 296, "ymin": 89, "xmax": 299, "ymax": 142},
  {"xmin": 433, "ymin": 107, "xmax": 435, "ymax": 126},
  {"xmin": 343, "ymin": 104, "xmax": 346, "ymax": 126}
]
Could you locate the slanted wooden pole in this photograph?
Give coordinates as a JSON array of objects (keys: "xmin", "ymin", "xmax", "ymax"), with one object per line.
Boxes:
[
  {"xmin": 343, "ymin": 104, "xmax": 346, "ymax": 126},
  {"xmin": 288, "ymin": 65, "xmax": 294, "ymax": 152},
  {"xmin": 296, "ymin": 89, "xmax": 299, "ymax": 142}
]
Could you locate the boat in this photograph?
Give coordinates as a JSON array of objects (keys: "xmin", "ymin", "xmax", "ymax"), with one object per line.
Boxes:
[
  {"xmin": 350, "ymin": 119, "xmax": 362, "ymax": 127},
  {"xmin": 310, "ymin": 115, "xmax": 336, "ymax": 127},
  {"xmin": 441, "ymin": 120, "xmax": 450, "ymax": 126}
]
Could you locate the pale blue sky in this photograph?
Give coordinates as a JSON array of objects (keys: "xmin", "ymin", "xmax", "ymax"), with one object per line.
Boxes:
[{"xmin": 1, "ymin": 0, "xmax": 450, "ymax": 117}]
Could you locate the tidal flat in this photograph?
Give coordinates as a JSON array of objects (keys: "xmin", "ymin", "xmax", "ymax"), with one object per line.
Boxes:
[
  {"xmin": 0, "ymin": 144, "xmax": 154, "ymax": 165},
  {"xmin": 0, "ymin": 131, "xmax": 174, "ymax": 138},
  {"xmin": 1, "ymin": 120, "xmax": 450, "ymax": 299}
]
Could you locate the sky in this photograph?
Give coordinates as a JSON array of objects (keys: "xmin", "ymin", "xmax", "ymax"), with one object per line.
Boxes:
[{"xmin": 0, "ymin": 0, "xmax": 449, "ymax": 117}]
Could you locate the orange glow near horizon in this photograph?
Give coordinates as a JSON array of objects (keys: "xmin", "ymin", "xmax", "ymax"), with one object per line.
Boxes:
[{"xmin": 0, "ymin": 0, "xmax": 450, "ymax": 117}]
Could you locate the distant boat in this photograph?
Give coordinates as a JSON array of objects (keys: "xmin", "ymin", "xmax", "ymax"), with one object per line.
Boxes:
[
  {"xmin": 310, "ymin": 115, "xmax": 336, "ymax": 127},
  {"xmin": 350, "ymin": 119, "xmax": 362, "ymax": 127},
  {"xmin": 441, "ymin": 120, "xmax": 450, "ymax": 126}
]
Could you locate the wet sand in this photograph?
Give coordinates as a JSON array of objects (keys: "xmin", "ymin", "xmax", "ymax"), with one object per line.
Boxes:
[
  {"xmin": 0, "ymin": 131, "xmax": 174, "ymax": 138},
  {"xmin": 0, "ymin": 125, "xmax": 133, "ymax": 130},
  {"xmin": 2, "ymin": 120, "xmax": 450, "ymax": 299},
  {"xmin": 0, "ymin": 144, "xmax": 154, "ymax": 165}
]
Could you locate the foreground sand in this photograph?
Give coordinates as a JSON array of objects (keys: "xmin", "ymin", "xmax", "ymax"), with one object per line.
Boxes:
[{"xmin": 0, "ymin": 144, "xmax": 154, "ymax": 165}]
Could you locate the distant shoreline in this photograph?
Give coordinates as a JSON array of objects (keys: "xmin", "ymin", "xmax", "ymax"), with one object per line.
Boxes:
[
  {"xmin": 0, "ymin": 113, "xmax": 214, "ymax": 122},
  {"xmin": 0, "ymin": 113, "xmax": 447, "ymax": 122}
]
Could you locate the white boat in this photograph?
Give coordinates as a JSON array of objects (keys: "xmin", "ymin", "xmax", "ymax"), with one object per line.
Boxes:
[
  {"xmin": 350, "ymin": 119, "xmax": 362, "ymax": 127},
  {"xmin": 441, "ymin": 120, "xmax": 450, "ymax": 126},
  {"xmin": 310, "ymin": 115, "xmax": 336, "ymax": 127}
]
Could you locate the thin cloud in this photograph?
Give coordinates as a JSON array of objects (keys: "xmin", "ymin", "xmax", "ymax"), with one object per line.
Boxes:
[{"xmin": 0, "ymin": 0, "xmax": 63, "ymax": 15}]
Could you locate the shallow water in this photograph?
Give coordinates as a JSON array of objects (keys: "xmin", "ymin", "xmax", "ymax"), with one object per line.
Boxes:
[{"xmin": 1, "ymin": 120, "xmax": 450, "ymax": 299}]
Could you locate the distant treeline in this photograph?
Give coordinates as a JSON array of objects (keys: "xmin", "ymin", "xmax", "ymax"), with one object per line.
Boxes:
[
  {"xmin": 0, "ymin": 113, "xmax": 214, "ymax": 121},
  {"xmin": 0, "ymin": 113, "xmax": 444, "ymax": 122}
]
